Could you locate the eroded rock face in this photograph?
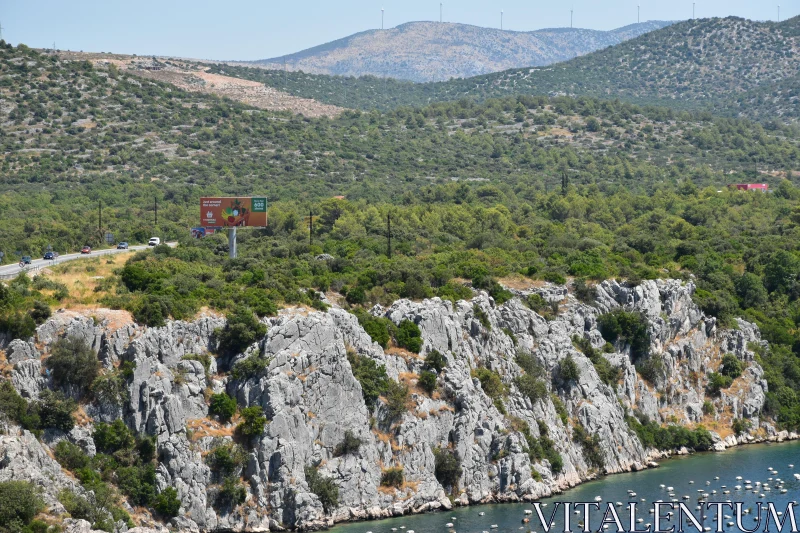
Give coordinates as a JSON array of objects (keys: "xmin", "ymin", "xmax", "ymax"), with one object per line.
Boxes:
[
  {"xmin": 0, "ymin": 430, "xmax": 82, "ymax": 513},
  {"xmin": 0, "ymin": 280, "xmax": 772, "ymax": 531}
]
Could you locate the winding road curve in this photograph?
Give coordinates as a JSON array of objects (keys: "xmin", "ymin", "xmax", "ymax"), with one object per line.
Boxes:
[{"xmin": 0, "ymin": 243, "xmax": 176, "ymax": 280}]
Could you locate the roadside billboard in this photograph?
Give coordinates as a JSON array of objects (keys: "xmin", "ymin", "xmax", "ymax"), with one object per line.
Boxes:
[{"xmin": 200, "ymin": 197, "xmax": 267, "ymax": 228}]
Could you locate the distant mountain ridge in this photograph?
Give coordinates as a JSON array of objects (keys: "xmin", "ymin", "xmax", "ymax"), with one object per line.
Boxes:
[
  {"xmin": 252, "ymin": 20, "xmax": 674, "ymax": 82},
  {"xmin": 215, "ymin": 15, "xmax": 800, "ymax": 123}
]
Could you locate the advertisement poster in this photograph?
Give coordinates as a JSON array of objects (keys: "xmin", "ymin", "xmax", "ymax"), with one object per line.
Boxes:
[{"xmin": 201, "ymin": 197, "xmax": 267, "ymax": 228}]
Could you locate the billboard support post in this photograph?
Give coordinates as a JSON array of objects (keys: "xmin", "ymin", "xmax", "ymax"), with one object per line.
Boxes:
[{"xmin": 229, "ymin": 227, "xmax": 237, "ymax": 259}]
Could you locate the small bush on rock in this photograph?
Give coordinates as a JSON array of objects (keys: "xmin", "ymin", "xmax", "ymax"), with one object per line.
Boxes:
[
  {"xmin": 418, "ymin": 370, "xmax": 437, "ymax": 395},
  {"xmin": 45, "ymin": 337, "xmax": 99, "ymax": 397},
  {"xmin": 153, "ymin": 487, "xmax": 181, "ymax": 518},
  {"xmin": 304, "ymin": 465, "xmax": 338, "ymax": 513},
  {"xmin": 333, "ymin": 430, "xmax": 362, "ymax": 457},
  {"xmin": 380, "ymin": 467, "xmax": 404, "ymax": 488},
  {"xmin": 237, "ymin": 406, "xmax": 267, "ymax": 438},
  {"xmin": 209, "ymin": 393, "xmax": 237, "ymax": 422},
  {"xmin": 433, "ymin": 448, "xmax": 462, "ymax": 491},
  {"xmin": 395, "ymin": 320, "xmax": 422, "ymax": 353}
]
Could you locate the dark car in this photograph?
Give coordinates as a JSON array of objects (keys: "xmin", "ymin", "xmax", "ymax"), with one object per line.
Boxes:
[
  {"xmin": 81, "ymin": 246, "xmax": 91, "ymax": 254},
  {"xmin": 117, "ymin": 242, "xmax": 129, "ymax": 249},
  {"xmin": 43, "ymin": 251, "xmax": 59, "ymax": 260},
  {"xmin": 20, "ymin": 256, "xmax": 32, "ymax": 265}
]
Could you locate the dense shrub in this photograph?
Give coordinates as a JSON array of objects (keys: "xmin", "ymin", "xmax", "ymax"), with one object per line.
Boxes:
[
  {"xmin": 720, "ymin": 353, "xmax": 744, "ymax": 379},
  {"xmin": 333, "ymin": 430, "xmax": 362, "ymax": 457},
  {"xmin": 230, "ymin": 355, "xmax": 270, "ymax": 381},
  {"xmin": 474, "ymin": 367, "xmax": 505, "ymax": 399},
  {"xmin": 0, "ymin": 313, "xmax": 37, "ymax": 341},
  {"xmin": 0, "ymin": 381, "xmax": 40, "ymax": 432},
  {"xmin": 572, "ymin": 424, "xmax": 605, "ymax": 469},
  {"xmin": 206, "ymin": 442, "xmax": 247, "ymax": 478},
  {"xmin": 471, "ymin": 275, "xmax": 512, "ymax": 305},
  {"xmin": 91, "ymin": 370, "xmax": 128, "ymax": 407},
  {"xmin": 626, "ymin": 413, "xmax": 714, "ymax": 451},
  {"xmin": 384, "ymin": 380, "xmax": 409, "ymax": 422},
  {"xmin": 395, "ymin": 320, "xmax": 422, "ymax": 353},
  {"xmin": 45, "ymin": 337, "xmax": 99, "ymax": 397},
  {"xmin": 516, "ymin": 352, "xmax": 544, "ymax": 377},
  {"xmin": 707, "ymin": 372, "xmax": 733, "ymax": 396},
  {"xmin": 237, "ymin": 406, "xmax": 267, "ymax": 438},
  {"xmin": 304, "ymin": 465, "xmax": 338, "ymax": 513},
  {"xmin": 54, "ymin": 441, "xmax": 90, "ymax": 470},
  {"xmin": 93, "ymin": 420, "xmax": 135, "ymax": 455},
  {"xmin": 573, "ymin": 278, "xmax": 597, "ymax": 303},
  {"xmin": 597, "ymin": 310, "xmax": 651, "ymax": 361},
  {"xmin": 380, "ymin": 467, "xmax": 404, "ymax": 488},
  {"xmin": 433, "ymin": 447, "xmax": 462, "ymax": 490},
  {"xmin": 116, "ymin": 464, "xmax": 157, "ymax": 506},
  {"xmin": 732, "ymin": 418, "xmax": 752, "ymax": 435},
  {"xmin": 36, "ymin": 390, "xmax": 76, "ymax": 431},
  {"xmin": 636, "ymin": 353, "xmax": 665, "ymax": 385},
  {"xmin": 559, "ymin": 355, "xmax": 580, "ymax": 383},
  {"xmin": 153, "ymin": 487, "xmax": 181, "ymax": 518},
  {"xmin": 216, "ymin": 306, "xmax": 267, "ymax": 356},
  {"xmin": 424, "ymin": 350, "xmax": 447, "ymax": 373},
  {"xmin": 0, "ymin": 480, "xmax": 44, "ymax": 531},
  {"xmin": 209, "ymin": 393, "xmax": 237, "ymax": 422},
  {"xmin": 515, "ymin": 374, "xmax": 548, "ymax": 403},
  {"xmin": 347, "ymin": 350, "xmax": 389, "ymax": 408},
  {"xmin": 353, "ymin": 310, "xmax": 393, "ymax": 349},
  {"xmin": 215, "ymin": 477, "xmax": 247, "ymax": 509},
  {"xmin": 418, "ymin": 371, "xmax": 437, "ymax": 395},
  {"xmin": 513, "ymin": 418, "xmax": 564, "ymax": 474}
]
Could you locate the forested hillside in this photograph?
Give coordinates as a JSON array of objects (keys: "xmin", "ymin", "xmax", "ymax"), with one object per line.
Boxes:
[
  {"xmin": 4, "ymin": 38, "xmax": 800, "ymax": 434},
  {"xmin": 215, "ymin": 16, "xmax": 800, "ymax": 121},
  {"xmin": 3, "ymin": 41, "xmax": 800, "ymax": 257}
]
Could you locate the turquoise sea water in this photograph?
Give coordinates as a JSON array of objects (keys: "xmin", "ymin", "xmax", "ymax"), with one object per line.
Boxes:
[{"xmin": 330, "ymin": 440, "xmax": 800, "ymax": 533}]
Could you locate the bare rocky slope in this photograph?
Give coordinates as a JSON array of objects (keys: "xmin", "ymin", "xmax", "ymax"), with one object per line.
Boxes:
[
  {"xmin": 1, "ymin": 279, "xmax": 791, "ymax": 532},
  {"xmin": 253, "ymin": 21, "xmax": 673, "ymax": 82}
]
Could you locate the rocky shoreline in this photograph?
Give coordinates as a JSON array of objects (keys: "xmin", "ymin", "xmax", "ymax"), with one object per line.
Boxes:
[{"xmin": 0, "ymin": 279, "xmax": 782, "ymax": 532}]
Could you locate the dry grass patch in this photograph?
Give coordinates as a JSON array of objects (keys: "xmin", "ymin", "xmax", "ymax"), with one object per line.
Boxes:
[
  {"xmin": 186, "ymin": 417, "xmax": 236, "ymax": 441},
  {"xmin": 46, "ymin": 252, "xmax": 134, "ymax": 308}
]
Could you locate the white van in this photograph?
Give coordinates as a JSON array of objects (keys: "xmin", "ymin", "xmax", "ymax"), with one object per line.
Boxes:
[{"xmin": 148, "ymin": 237, "xmax": 161, "ymax": 246}]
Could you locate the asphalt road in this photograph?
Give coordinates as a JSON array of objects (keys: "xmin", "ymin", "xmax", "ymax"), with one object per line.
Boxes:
[{"xmin": 0, "ymin": 243, "xmax": 175, "ymax": 280}]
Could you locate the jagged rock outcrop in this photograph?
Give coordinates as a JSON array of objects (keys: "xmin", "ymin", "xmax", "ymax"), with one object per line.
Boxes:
[{"xmin": 0, "ymin": 279, "xmax": 774, "ymax": 531}]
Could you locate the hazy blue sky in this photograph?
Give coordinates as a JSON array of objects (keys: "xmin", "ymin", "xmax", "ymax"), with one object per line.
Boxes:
[{"xmin": 1, "ymin": 0, "xmax": 796, "ymax": 60}]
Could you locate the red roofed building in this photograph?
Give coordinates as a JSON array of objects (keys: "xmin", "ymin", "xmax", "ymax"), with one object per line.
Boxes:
[{"xmin": 731, "ymin": 183, "xmax": 769, "ymax": 192}]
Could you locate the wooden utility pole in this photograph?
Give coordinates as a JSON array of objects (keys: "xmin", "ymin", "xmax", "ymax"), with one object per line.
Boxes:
[
  {"xmin": 98, "ymin": 200, "xmax": 102, "ymax": 235},
  {"xmin": 154, "ymin": 197, "xmax": 158, "ymax": 227},
  {"xmin": 309, "ymin": 210, "xmax": 313, "ymax": 246}
]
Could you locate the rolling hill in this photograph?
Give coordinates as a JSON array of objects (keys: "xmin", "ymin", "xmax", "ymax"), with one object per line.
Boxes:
[
  {"xmin": 252, "ymin": 20, "xmax": 673, "ymax": 82},
  {"xmin": 215, "ymin": 16, "xmax": 800, "ymax": 122}
]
